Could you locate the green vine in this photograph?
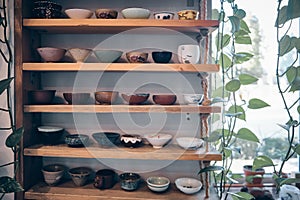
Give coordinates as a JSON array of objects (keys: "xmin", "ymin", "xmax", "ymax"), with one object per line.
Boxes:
[{"xmin": 0, "ymin": 0, "xmax": 23, "ymax": 198}]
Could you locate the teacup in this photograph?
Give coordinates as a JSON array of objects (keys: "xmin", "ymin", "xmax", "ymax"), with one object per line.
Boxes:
[
  {"xmin": 177, "ymin": 44, "xmax": 200, "ymax": 64},
  {"xmin": 94, "ymin": 169, "xmax": 116, "ymax": 189}
]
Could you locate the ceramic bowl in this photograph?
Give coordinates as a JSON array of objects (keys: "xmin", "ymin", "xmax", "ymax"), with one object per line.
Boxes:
[
  {"xmin": 183, "ymin": 94, "xmax": 204, "ymax": 105},
  {"xmin": 176, "ymin": 137, "xmax": 204, "ymax": 150},
  {"xmin": 175, "ymin": 177, "xmax": 202, "ymax": 194},
  {"xmin": 29, "ymin": 90, "xmax": 56, "ymax": 104},
  {"xmin": 92, "ymin": 132, "xmax": 120, "ymax": 148},
  {"xmin": 121, "ymin": 93, "xmax": 149, "ymax": 105},
  {"xmin": 37, "ymin": 125, "xmax": 64, "ymax": 145},
  {"xmin": 178, "ymin": 10, "xmax": 198, "ymax": 20},
  {"xmin": 119, "ymin": 173, "xmax": 141, "ymax": 191},
  {"xmin": 32, "ymin": 7, "xmax": 62, "ymax": 18},
  {"xmin": 146, "ymin": 176, "xmax": 170, "ymax": 192},
  {"xmin": 143, "ymin": 133, "xmax": 172, "ymax": 149},
  {"xmin": 94, "ymin": 50, "xmax": 123, "ymax": 63},
  {"xmin": 68, "ymin": 48, "xmax": 92, "ymax": 63},
  {"xmin": 65, "ymin": 134, "xmax": 89, "ymax": 147},
  {"xmin": 68, "ymin": 167, "xmax": 92, "ymax": 186},
  {"xmin": 120, "ymin": 134, "xmax": 142, "ymax": 148},
  {"xmin": 63, "ymin": 92, "xmax": 90, "ymax": 105},
  {"xmin": 153, "ymin": 12, "xmax": 175, "ymax": 20},
  {"xmin": 64, "ymin": 8, "xmax": 93, "ymax": 19},
  {"xmin": 126, "ymin": 52, "xmax": 148, "ymax": 63},
  {"xmin": 95, "ymin": 9, "xmax": 118, "ymax": 19},
  {"xmin": 152, "ymin": 51, "xmax": 172, "ymax": 63},
  {"xmin": 42, "ymin": 164, "xmax": 66, "ymax": 185},
  {"xmin": 121, "ymin": 8, "xmax": 151, "ymax": 19},
  {"xmin": 34, "ymin": 1, "xmax": 62, "ymax": 11},
  {"xmin": 94, "ymin": 169, "xmax": 117, "ymax": 189},
  {"xmin": 152, "ymin": 94, "xmax": 177, "ymax": 105},
  {"xmin": 94, "ymin": 91, "xmax": 119, "ymax": 104},
  {"xmin": 37, "ymin": 47, "xmax": 66, "ymax": 62}
]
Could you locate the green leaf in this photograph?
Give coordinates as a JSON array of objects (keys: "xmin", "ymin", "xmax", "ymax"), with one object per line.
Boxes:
[
  {"xmin": 291, "ymin": 37, "xmax": 300, "ymax": 52},
  {"xmin": 279, "ymin": 178, "xmax": 300, "ymax": 186},
  {"xmin": 224, "ymin": 147, "xmax": 232, "ymax": 158},
  {"xmin": 218, "ymin": 53, "xmax": 232, "ymax": 69},
  {"xmin": 287, "ymin": 0, "xmax": 300, "ymax": 20},
  {"xmin": 227, "ymin": 105, "xmax": 246, "ymax": 121},
  {"xmin": 234, "ymin": 9, "xmax": 246, "ymax": 19},
  {"xmin": 240, "ymin": 20, "xmax": 251, "ymax": 33},
  {"xmin": 235, "ymin": 34, "xmax": 252, "ymax": 45},
  {"xmin": 235, "ymin": 52, "xmax": 254, "ymax": 64},
  {"xmin": 236, "ymin": 128, "xmax": 260, "ymax": 143},
  {"xmin": 298, "ymin": 105, "xmax": 300, "ymax": 115},
  {"xmin": 225, "ymin": 79, "xmax": 241, "ymax": 92},
  {"xmin": 211, "ymin": 86, "xmax": 230, "ymax": 98},
  {"xmin": 5, "ymin": 127, "xmax": 24, "ymax": 148},
  {"xmin": 0, "ymin": 176, "xmax": 23, "ymax": 193},
  {"xmin": 202, "ymin": 131, "xmax": 222, "ymax": 142},
  {"xmin": 228, "ymin": 16, "xmax": 240, "ymax": 33},
  {"xmin": 293, "ymin": 144, "xmax": 300, "ymax": 155},
  {"xmin": 275, "ymin": 6, "xmax": 288, "ymax": 27},
  {"xmin": 230, "ymin": 192, "xmax": 255, "ymax": 200},
  {"xmin": 212, "ymin": 9, "xmax": 219, "ymax": 20},
  {"xmin": 286, "ymin": 66, "xmax": 300, "ymax": 92},
  {"xmin": 216, "ymin": 34, "xmax": 231, "ymax": 51},
  {"xmin": 248, "ymin": 98, "xmax": 270, "ymax": 109},
  {"xmin": 0, "ymin": 78, "xmax": 13, "ymax": 96},
  {"xmin": 198, "ymin": 166, "xmax": 224, "ymax": 174},
  {"xmin": 286, "ymin": 66, "xmax": 297, "ymax": 85},
  {"xmin": 239, "ymin": 74, "xmax": 258, "ymax": 85},
  {"xmin": 253, "ymin": 155, "xmax": 274, "ymax": 170},
  {"xmin": 279, "ymin": 35, "xmax": 294, "ymax": 56},
  {"xmin": 0, "ymin": 17, "xmax": 3, "ymax": 25},
  {"xmin": 226, "ymin": 0, "xmax": 234, "ymax": 3},
  {"xmin": 226, "ymin": 175, "xmax": 239, "ymax": 184}
]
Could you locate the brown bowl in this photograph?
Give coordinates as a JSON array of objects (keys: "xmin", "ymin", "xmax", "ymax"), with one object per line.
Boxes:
[
  {"xmin": 95, "ymin": 91, "xmax": 118, "ymax": 104},
  {"xmin": 153, "ymin": 94, "xmax": 177, "ymax": 105},
  {"xmin": 95, "ymin": 9, "xmax": 118, "ymax": 19},
  {"xmin": 63, "ymin": 92, "xmax": 90, "ymax": 104},
  {"xmin": 29, "ymin": 90, "xmax": 56, "ymax": 104},
  {"xmin": 126, "ymin": 52, "xmax": 148, "ymax": 63},
  {"xmin": 121, "ymin": 93, "xmax": 149, "ymax": 105}
]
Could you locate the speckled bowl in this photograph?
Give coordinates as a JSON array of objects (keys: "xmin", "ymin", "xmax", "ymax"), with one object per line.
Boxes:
[
  {"xmin": 37, "ymin": 47, "xmax": 66, "ymax": 62},
  {"xmin": 153, "ymin": 12, "xmax": 175, "ymax": 20},
  {"xmin": 65, "ymin": 134, "xmax": 89, "ymax": 147},
  {"xmin": 95, "ymin": 9, "xmax": 118, "ymax": 19},
  {"xmin": 68, "ymin": 167, "xmax": 92, "ymax": 186},
  {"xmin": 126, "ymin": 52, "xmax": 148, "ymax": 63},
  {"xmin": 119, "ymin": 173, "xmax": 141, "ymax": 191},
  {"xmin": 68, "ymin": 48, "xmax": 92, "ymax": 63},
  {"xmin": 92, "ymin": 132, "xmax": 120, "ymax": 148}
]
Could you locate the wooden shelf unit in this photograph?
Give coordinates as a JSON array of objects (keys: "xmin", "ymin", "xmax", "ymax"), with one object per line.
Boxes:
[
  {"xmin": 23, "ymin": 63, "xmax": 220, "ymax": 72},
  {"xmin": 23, "ymin": 105, "xmax": 221, "ymax": 113},
  {"xmin": 23, "ymin": 19, "xmax": 219, "ymax": 34},
  {"xmin": 24, "ymin": 144, "xmax": 222, "ymax": 161},
  {"xmin": 25, "ymin": 181, "xmax": 220, "ymax": 200}
]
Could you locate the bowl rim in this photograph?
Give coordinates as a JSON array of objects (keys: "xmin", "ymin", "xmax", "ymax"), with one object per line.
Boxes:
[
  {"xmin": 65, "ymin": 134, "xmax": 89, "ymax": 139},
  {"xmin": 37, "ymin": 125, "xmax": 64, "ymax": 133},
  {"xmin": 176, "ymin": 137, "xmax": 204, "ymax": 149},
  {"xmin": 68, "ymin": 167, "xmax": 92, "ymax": 176},
  {"xmin": 92, "ymin": 132, "xmax": 120, "ymax": 138},
  {"xmin": 42, "ymin": 164, "xmax": 66, "ymax": 173},
  {"xmin": 64, "ymin": 8, "xmax": 93, "ymax": 12},
  {"xmin": 153, "ymin": 11, "xmax": 175, "ymax": 15},
  {"xmin": 37, "ymin": 47, "xmax": 66, "ymax": 51},
  {"xmin": 175, "ymin": 177, "xmax": 202, "ymax": 193},
  {"xmin": 144, "ymin": 133, "xmax": 172, "ymax": 140},
  {"xmin": 146, "ymin": 176, "xmax": 170, "ymax": 187},
  {"xmin": 121, "ymin": 7, "xmax": 151, "ymax": 12}
]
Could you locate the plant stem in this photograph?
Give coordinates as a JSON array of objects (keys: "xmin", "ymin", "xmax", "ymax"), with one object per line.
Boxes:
[{"xmin": 0, "ymin": 161, "xmax": 15, "ymax": 168}]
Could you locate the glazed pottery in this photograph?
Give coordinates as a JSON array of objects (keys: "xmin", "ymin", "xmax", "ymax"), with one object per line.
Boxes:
[
  {"xmin": 121, "ymin": 8, "xmax": 150, "ymax": 19},
  {"xmin": 121, "ymin": 93, "xmax": 149, "ymax": 105},
  {"xmin": 152, "ymin": 51, "xmax": 172, "ymax": 63},
  {"xmin": 92, "ymin": 132, "xmax": 120, "ymax": 148},
  {"xmin": 94, "ymin": 91, "xmax": 119, "ymax": 104},
  {"xmin": 126, "ymin": 52, "xmax": 148, "ymax": 63},
  {"xmin": 68, "ymin": 48, "xmax": 92, "ymax": 63},
  {"xmin": 177, "ymin": 10, "xmax": 198, "ymax": 20},
  {"xmin": 175, "ymin": 177, "xmax": 202, "ymax": 194},
  {"xmin": 146, "ymin": 176, "xmax": 170, "ymax": 192},
  {"xmin": 68, "ymin": 167, "xmax": 92, "ymax": 186},
  {"xmin": 64, "ymin": 8, "xmax": 93, "ymax": 19},
  {"xmin": 120, "ymin": 134, "xmax": 142, "ymax": 148},
  {"xmin": 65, "ymin": 134, "xmax": 89, "ymax": 147},
  {"xmin": 152, "ymin": 94, "xmax": 177, "ymax": 105},
  {"xmin": 176, "ymin": 137, "xmax": 204, "ymax": 150},
  {"xmin": 29, "ymin": 90, "xmax": 56, "ymax": 104},
  {"xmin": 42, "ymin": 164, "xmax": 66, "ymax": 185},
  {"xmin": 63, "ymin": 92, "xmax": 90, "ymax": 105},
  {"xmin": 119, "ymin": 173, "xmax": 141, "ymax": 191},
  {"xmin": 153, "ymin": 12, "xmax": 175, "ymax": 20},
  {"xmin": 94, "ymin": 169, "xmax": 117, "ymax": 189},
  {"xmin": 94, "ymin": 50, "xmax": 123, "ymax": 63},
  {"xmin": 243, "ymin": 165, "xmax": 265, "ymax": 184},
  {"xmin": 37, "ymin": 47, "xmax": 66, "ymax": 62},
  {"xmin": 177, "ymin": 44, "xmax": 200, "ymax": 64},
  {"xmin": 37, "ymin": 125, "xmax": 64, "ymax": 145},
  {"xmin": 143, "ymin": 133, "xmax": 172, "ymax": 149},
  {"xmin": 95, "ymin": 9, "xmax": 118, "ymax": 19},
  {"xmin": 183, "ymin": 94, "xmax": 204, "ymax": 105}
]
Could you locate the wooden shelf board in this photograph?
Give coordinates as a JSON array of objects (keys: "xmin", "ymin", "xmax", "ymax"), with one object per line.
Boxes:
[
  {"xmin": 23, "ymin": 63, "xmax": 220, "ymax": 72},
  {"xmin": 25, "ymin": 181, "xmax": 219, "ymax": 200},
  {"xmin": 23, "ymin": 19, "xmax": 219, "ymax": 34},
  {"xmin": 24, "ymin": 144, "xmax": 222, "ymax": 161},
  {"xmin": 23, "ymin": 105, "xmax": 221, "ymax": 113}
]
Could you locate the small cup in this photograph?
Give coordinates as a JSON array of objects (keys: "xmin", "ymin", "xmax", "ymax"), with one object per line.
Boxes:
[
  {"xmin": 94, "ymin": 169, "xmax": 117, "ymax": 189},
  {"xmin": 177, "ymin": 44, "xmax": 200, "ymax": 64},
  {"xmin": 119, "ymin": 172, "xmax": 141, "ymax": 191}
]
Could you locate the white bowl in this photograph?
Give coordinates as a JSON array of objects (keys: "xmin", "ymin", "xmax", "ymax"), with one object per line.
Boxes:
[
  {"xmin": 121, "ymin": 8, "xmax": 151, "ymax": 19},
  {"xmin": 175, "ymin": 177, "xmax": 202, "ymax": 194},
  {"xmin": 153, "ymin": 11, "xmax": 175, "ymax": 20},
  {"xmin": 64, "ymin": 8, "xmax": 93, "ymax": 19},
  {"xmin": 146, "ymin": 176, "xmax": 170, "ymax": 192},
  {"xmin": 183, "ymin": 94, "xmax": 204, "ymax": 105},
  {"xmin": 176, "ymin": 137, "xmax": 204, "ymax": 150},
  {"xmin": 68, "ymin": 48, "xmax": 92, "ymax": 63},
  {"xmin": 144, "ymin": 133, "xmax": 172, "ymax": 148}
]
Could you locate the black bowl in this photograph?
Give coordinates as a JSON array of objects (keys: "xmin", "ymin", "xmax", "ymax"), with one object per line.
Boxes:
[
  {"xmin": 34, "ymin": 1, "xmax": 62, "ymax": 11},
  {"xmin": 33, "ymin": 7, "xmax": 62, "ymax": 18},
  {"xmin": 37, "ymin": 126, "xmax": 64, "ymax": 145},
  {"xmin": 65, "ymin": 134, "xmax": 89, "ymax": 147},
  {"xmin": 152, "ymin": 51, "xmax": 172, "ymax": 63},
  {"xmin": 92, "ymin": 132, "xmax": 120, "ymax": 148}
]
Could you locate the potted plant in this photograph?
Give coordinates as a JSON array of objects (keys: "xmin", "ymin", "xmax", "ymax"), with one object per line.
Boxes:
[{"xmin": 243, "ymin": 165, "xmax": 265, "ymax": 185}]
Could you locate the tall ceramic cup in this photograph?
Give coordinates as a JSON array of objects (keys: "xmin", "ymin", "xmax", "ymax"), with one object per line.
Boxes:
[
  {"xmin": 94, "ymin": 169, "xmax": 116, "ymax": 189},
  {"xmin": 177, "ymin": 44, "xmax": 200, "ymax": 64}
]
